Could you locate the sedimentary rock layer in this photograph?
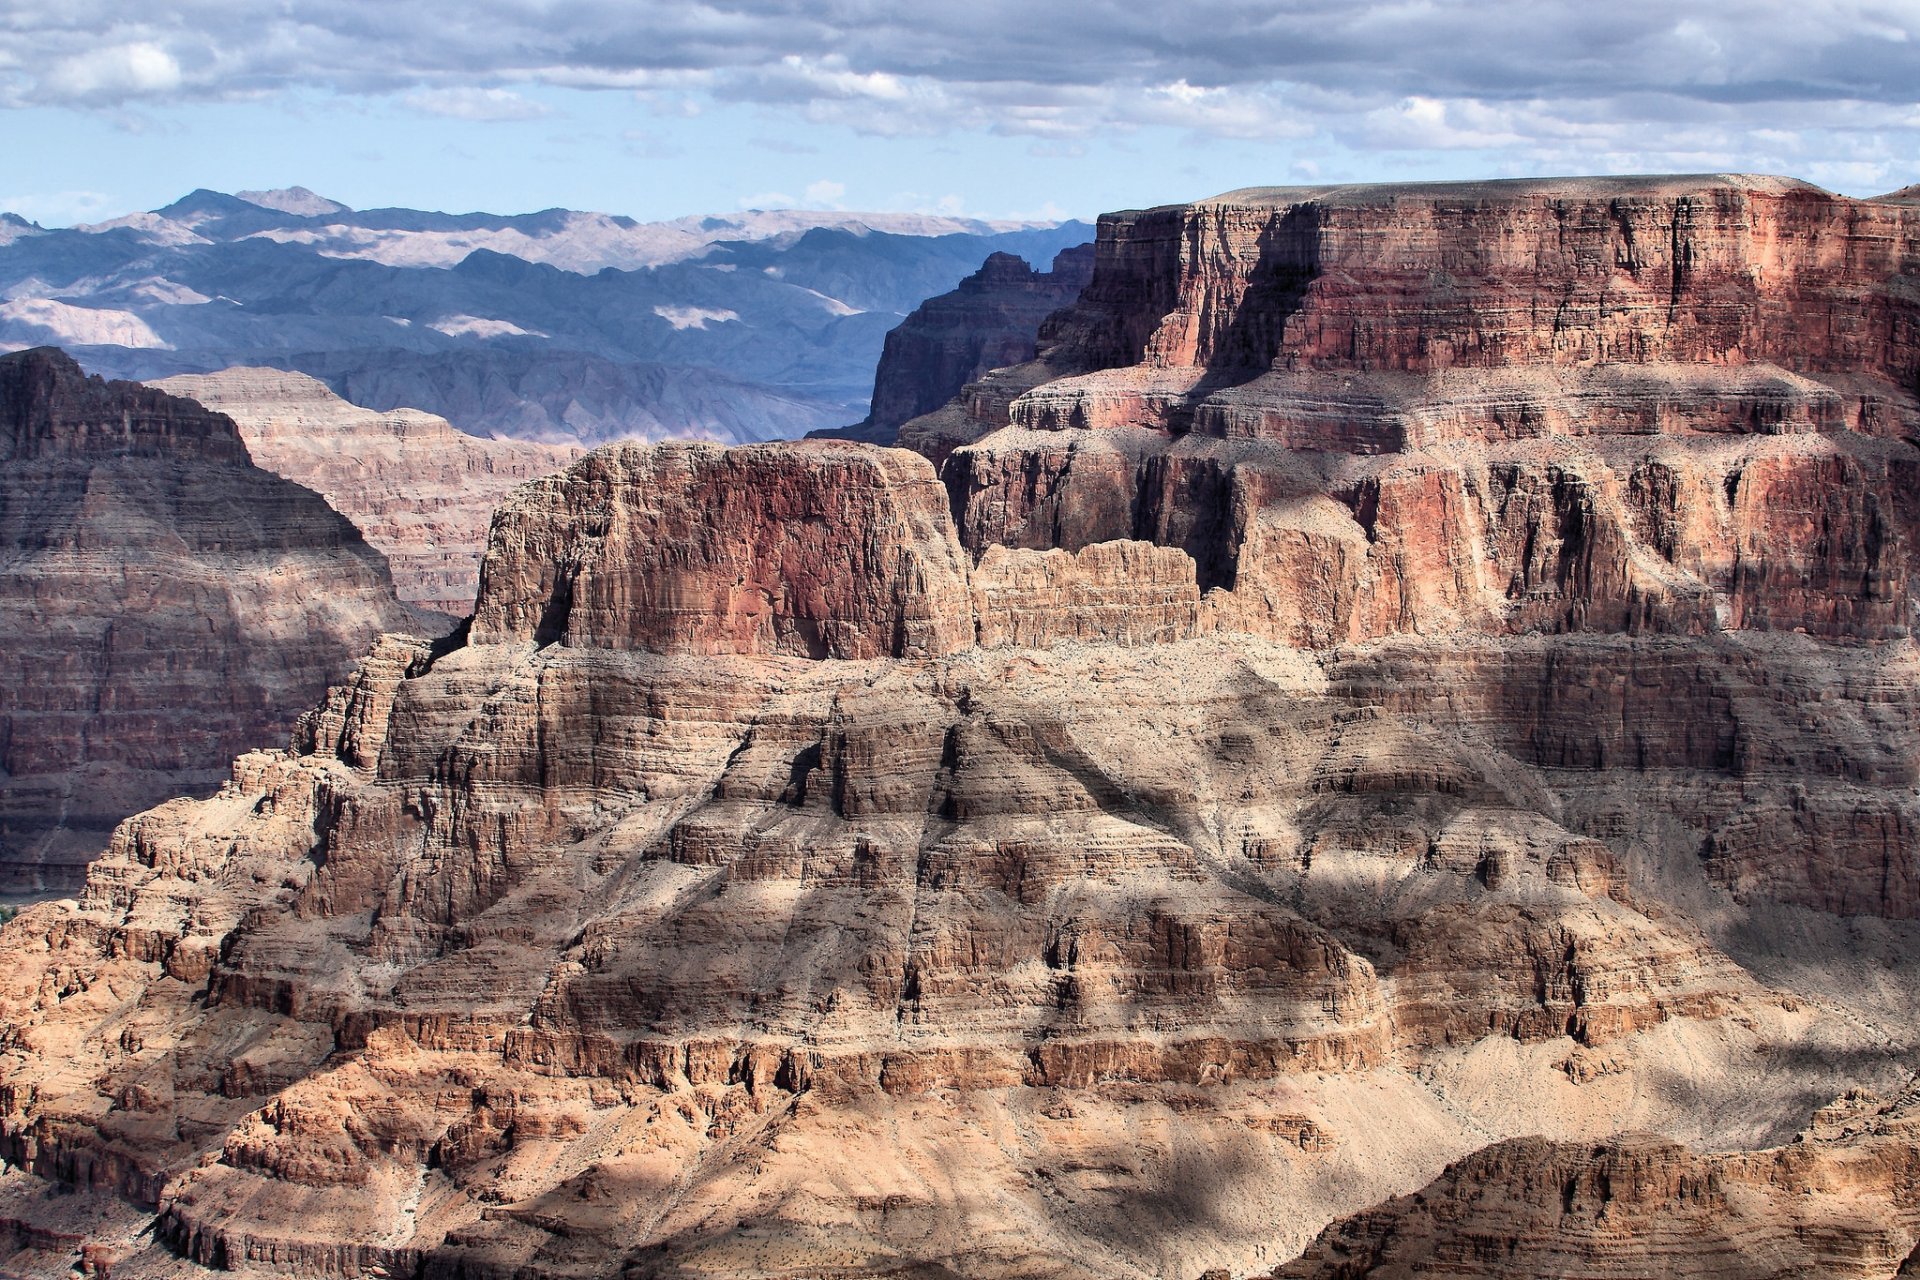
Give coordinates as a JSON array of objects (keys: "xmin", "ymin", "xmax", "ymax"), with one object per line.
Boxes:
[
  {"xmin": 0, "ymin": 348, "xmax": 419, "ymax": 890},
  {"xmin": 153, "ymin": 368, "xmax": 578, "ymax": 615},
  {"xmin": 1266, "ymin": 1087, "xmax": 1920, "ymax": 1279},
  {"xmin": 5, "ymin": 430, "xmax": 1920, "ymax": 1278},
  {"xmin": 4, "ymin": 174, "xmax": 1920, "ymax": 1280},
  {"xmin": 914, "ymin": 175, "xmax": 1920, "ymax": 647}
]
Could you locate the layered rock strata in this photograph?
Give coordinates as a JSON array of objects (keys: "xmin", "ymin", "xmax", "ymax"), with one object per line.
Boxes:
[
  {"xmin": 153, "ymin": 369, "xmax": 579, "ymax": 616},
  {"xmin": 0, "ymin": 348, "xmax": 421, "ymax": 891},
  {"xmin": 912, "ymin": 174, "xmax": 1920, "ymax": 644},
  {"xmin": 3, "ymin": 174, "xmax": 1920, "ymax": 1280},
  {"xmin": 0, "ymin": 435, "xmax": 1916, "ymax": 1278},
  {"xmin": 824, "ymin": 244, "xmax": 1095, "ymax": 444},
  {"xmin": 1267, "ymin": 1085, "xmax": 1920, "ymax": 1279}
]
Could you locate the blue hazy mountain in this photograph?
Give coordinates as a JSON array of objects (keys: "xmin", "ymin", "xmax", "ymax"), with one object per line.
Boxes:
[{"xmin": 0, "ymin": 188, "xmax": 1092, "ymax": 443}]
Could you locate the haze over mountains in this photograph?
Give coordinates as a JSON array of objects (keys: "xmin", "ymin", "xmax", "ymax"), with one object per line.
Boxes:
[{"xmin": 0, "ymin": 187, "xmax": 1091, "ymax": 444}]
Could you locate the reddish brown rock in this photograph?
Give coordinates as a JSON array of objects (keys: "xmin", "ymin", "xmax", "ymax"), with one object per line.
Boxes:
[
  {"xmin": 0, "ymin": 348, "xmax": 421, "ymax": 891},
  {"xmin": 469, "ymin": 440, "xmax": 974, "ymax": 658},
  {"xmin": 926, "ymin": 177, "xmax": 1920, "ymax": 645},
  {"xmin": 4, "ymin": 175, "xmax": 1920, "ymax": 1280}
]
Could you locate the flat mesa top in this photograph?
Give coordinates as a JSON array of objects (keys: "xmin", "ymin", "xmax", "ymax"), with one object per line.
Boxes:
[{"xmin": 1182, "ymin": 173, "xmax": 1832, "ymax": 210}]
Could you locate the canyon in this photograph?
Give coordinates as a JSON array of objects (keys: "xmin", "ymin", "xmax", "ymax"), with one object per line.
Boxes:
[
  {"xmin": 0, "ymin": 348, "xmax": 422, "ymax": 894},
  {"xmin": 1, "ymin": 172, "xmax": 1919, "ymax": 1280},
  {"xmin": 153, "ymin": 368, "xmax": 579, "ymax": 616}
]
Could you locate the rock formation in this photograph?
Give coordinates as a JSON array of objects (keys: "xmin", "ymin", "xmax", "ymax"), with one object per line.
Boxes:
[
  {"xmin": 2, "ymin": 175, "xmax": 1919, "ymax": 1279},
  {"xmin": 0, "ymin": 348, "xmax": 422, "ymax": 892},
  {"xmin": 824, "ymin": 244, "xmax": 1095, "ymax": 444},
  {"xmin": 914, "ymin": 174, "xmax": 1920, "ymax": 646},
  {"xmin": 153, "ymin": 368, "xmax": 579, "ymax": 616},
  {"xmin": 1266, "ymin": 1085, "xmax": 1920, "ymax": 1279}
]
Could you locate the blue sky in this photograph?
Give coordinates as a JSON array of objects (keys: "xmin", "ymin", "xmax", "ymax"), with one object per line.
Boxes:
[{"xmin": 5, "ymin": 1, "xmax": 1918, "ymax": 226}]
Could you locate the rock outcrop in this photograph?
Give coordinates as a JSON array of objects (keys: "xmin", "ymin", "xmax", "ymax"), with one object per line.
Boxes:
[
  {"xmin": 824, "ymin": 244, "xmax": 1095, "ymax": 444},
  {"xmin": 469, "ymin": 441, "xmax": 976, "ymax": 657},
  {"xmin": 153, "ymin": 368, "xmax": 579, "ymax": 615},
  {"xmin": 0, "ymin": 348, "xmax": 421, "ymax": 891},
  {"xmin": 1266, "ymin": 1085, "xmax": 1920, "ymax": 1279},
  {"xmin": 911, "ymin": 175, "xmax": 1920, "ymax": 649},
  {"xmin": 4, "ymin": 175, "xmax": 1920, "ymax": 1280}
]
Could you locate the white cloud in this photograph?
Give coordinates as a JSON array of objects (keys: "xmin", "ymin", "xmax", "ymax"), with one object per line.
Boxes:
[
  {"xmin": 0, "ymin": 2, "xmax": 1916, "ymax": 187},
  {"xmin": 738, "ymin": 190, "xmax": 797, "ymax": 210},
  {"xmin": 39, "ymin": 42, "xmax": 181, "ymax": 103},
  {"xmin": 803, "ymin": 179, "xmax": 846, "ymax": 207},
  {"xmin": 404, "ymin": 86, "xmax": 549, "ymax": 121}
]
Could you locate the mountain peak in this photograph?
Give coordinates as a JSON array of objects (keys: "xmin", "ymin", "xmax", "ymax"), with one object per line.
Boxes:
[{"xmin": 234, "ymin": 186, "xmax": 352, "ymax": 217}]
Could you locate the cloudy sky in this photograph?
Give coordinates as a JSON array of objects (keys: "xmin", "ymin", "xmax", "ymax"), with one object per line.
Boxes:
[{"xmin": 5, "ymin": 1, "xmax": 1918, "ymax": 225}]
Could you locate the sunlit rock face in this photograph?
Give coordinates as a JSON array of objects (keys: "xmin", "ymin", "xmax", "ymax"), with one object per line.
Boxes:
[
  {"xmin": 4, "ymin": 176, "xmax": 1920, "ymax": 1280},
  {"xmin": 154, "ymin": 368, "xmax": 579, "ymax": 616}
]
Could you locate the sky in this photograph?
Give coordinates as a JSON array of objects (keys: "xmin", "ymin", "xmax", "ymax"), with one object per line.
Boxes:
[{"xmin": 3, "ymin": 1, "xmax": 1918, "ymax": 227}]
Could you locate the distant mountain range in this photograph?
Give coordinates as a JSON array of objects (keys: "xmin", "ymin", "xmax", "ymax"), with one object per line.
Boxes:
[{"xmin": 0, "ymin": 187, "xmax": 1092, "ymax": 444}]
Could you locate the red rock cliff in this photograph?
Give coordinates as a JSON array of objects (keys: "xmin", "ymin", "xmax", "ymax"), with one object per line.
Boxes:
[{"xmin": 920, "ymin": 175, "xmax": 1920, "ymax": 645}]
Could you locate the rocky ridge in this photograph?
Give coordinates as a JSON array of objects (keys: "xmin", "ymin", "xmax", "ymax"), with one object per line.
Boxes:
[
  {"xmin": 0, "ymin": 348, "xmax": 421, "ymax": 892},
  {"xmin": 825, "ymin": 243, "xmax": 1095, "ymax": 444},
  {"xmin": 153, "ymin": 368, "xmax": 579, "ymax": 615},
  {"xmin": 1266, "ymin": 1085, "xmax": 1920, "ymax": 1278},
  {"xmin": 1, "ymin": 175, "xmax": 1919, "ymax": 1279}
]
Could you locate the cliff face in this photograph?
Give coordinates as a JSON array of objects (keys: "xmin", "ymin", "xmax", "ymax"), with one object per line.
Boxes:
[
  {"xmin": 152, "ymin": 369, "xmax": 579, "ymax": 616},
  {"xmin": 469, "ymin": 441, "xmax": 977, "ymax": 658},
  {"xmin": 915, "ymin": 175, "xmax": 1920, "ymax": 647},
  {"xmin": 0, "ymin": 348, "xmax": 420, "ymax": 891},
  {"xmin": 4, "ymin": 176, "xmax": 1920, "ymax": 1280},
  {"xmin": 828, "ymin": 245, "xmax": 1095, "ymax": 444}
]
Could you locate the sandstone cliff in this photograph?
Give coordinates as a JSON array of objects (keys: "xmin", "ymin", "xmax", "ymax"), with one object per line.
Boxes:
[
  {"xmin": 0, "ymin": 348, "xmax": 421, "ymax": 891},
  {"xmin": 913, "ymin": 174, "xmax": 1920, "ymax": 646},
  {"xmin": 824, "ymin": 244, "xmax": 1095, "ymax": 444},
  {"xmin": 4, "ymin": 175, "xmax": 1920, "ymax": 1280},
  {"xmin": 153, "ymin": 368, "xmax": 579, "ymax": 616}
]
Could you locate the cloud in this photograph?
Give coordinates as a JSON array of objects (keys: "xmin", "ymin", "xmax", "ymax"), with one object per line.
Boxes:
[
  {"xmin": 803, "ymin": 179, "xmax": 846, "ymax": 207},
  {"xmin": 1, "ymin": 2, "xmax": 1918, "ymax": 185},
  {"xmin": 404, "ymin": 86, "xmax": 549, "ymax": 121},
  {"xmin": 738, "ymin": 189, "xmax": 797, "ymax": 210},
  {"xmin": 38, "ymin": 42, "xmax": 181, "ymax": 104}
]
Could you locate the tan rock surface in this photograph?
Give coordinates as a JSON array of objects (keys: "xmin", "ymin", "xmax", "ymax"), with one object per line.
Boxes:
[
  {"xmin": 1266, "ymin": 1084, "xmax": 1920, "ymax": 1279},
  {"xmin": 153, "ymin": 368, "xmax": 579, "ymax": 616}
]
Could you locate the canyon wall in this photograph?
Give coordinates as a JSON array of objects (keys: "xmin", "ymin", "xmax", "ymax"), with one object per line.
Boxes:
[
  {"xmin": 912, "ymin": 176, "xmax": 1920, "ymax": 653},
  {"xmin": 827, "ymin": 244, "xmax": 1095, "ymax": 444},
  {"xmin": 154, "ymin": 368, "xmax": 579, "ymax": 616},
  {"xmin": 0, "ymin": 348, "xmax": 421, "ymax": 891},
  {"xmin": 3, "ymin": 176, "xmax": 1920, "ymax": 1280}
]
